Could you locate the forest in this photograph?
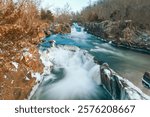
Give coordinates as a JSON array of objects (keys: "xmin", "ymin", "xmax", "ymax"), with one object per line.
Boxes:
[{"xmin": 72, "ymin": 0, "xmax": 150, "ymax": 30}]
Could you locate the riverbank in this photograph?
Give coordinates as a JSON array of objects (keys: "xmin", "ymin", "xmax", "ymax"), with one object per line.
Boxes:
[
  {"xmin": 0, "ymin": 21, "xmax": 71, "ymax": 99},
  {"xmin": 1, "ymin": 17, "xmax": 149, "ymax": 99},
  {"xmin": 82, "ymin": 21, "xmax": 150, "ymax": 95},
  {"xmin": 30, "ymin": 44, "xmax": 150, "ymax": 100},
  {"xmin": 83, "ymin": 20, "xmax": 150, "ymax": 54},
  {"xmin": 0, "ymin": 32, "xmax": 44, "ymax": 99},
  {"xmin": 100, "ymin": 63, "xmax": 150, "ymax": 100},
  {"xmin": 0, "ymin": 0, "xmax": 72, "ymax": 99}
]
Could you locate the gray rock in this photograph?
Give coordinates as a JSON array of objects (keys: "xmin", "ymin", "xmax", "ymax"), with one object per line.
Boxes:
[
  {"xmin": 142, "ymin": 72, "xmax": 150, "ymax": 88},
  {"xmin": 84, "ymin": 20, "xmax": 150, "ymax": 53},
  {"xmin": 100, "ymin": 64, "xmax": 150, "ymax": 100}
]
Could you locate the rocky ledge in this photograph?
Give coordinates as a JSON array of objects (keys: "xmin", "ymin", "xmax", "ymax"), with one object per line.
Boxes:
[
  {"xmin": 142, "ymin": 72, "xmax": 150, "ymax": 88},
  {"xmin": 84, "ymin": 20, "xmax": 150, "ymax": 54},
  {"xmin": 100, "ymin": 63, "xmax": 150, "ymax": 100}
]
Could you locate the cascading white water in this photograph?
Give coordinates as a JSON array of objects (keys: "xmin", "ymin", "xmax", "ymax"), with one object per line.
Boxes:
[{"xmin": 31, "ymin": 46, "xmax": 111, "ymax": 100}]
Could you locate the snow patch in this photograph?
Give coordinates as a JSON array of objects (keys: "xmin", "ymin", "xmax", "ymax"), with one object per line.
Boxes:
[
  {"xmin": 11, "ymin": 62, "xmax": 19, "ymax": 70},
  {"xmin": 112, "ymin": 70, "xmax": 150, "ymax": 99},
  {"xmin": 23, "ymin": 52, "xmax": 32, "ymax": 57},
  {"xmin": 104, "ymin": 69, "xmax": 111, "ymax": 77},
  {"xmin": 25, "ymin": 76, "xmax": 30, "ymax": 81},
  {"xmin": 102, "ymin": 66, "xmax": 150, "ymax": 99},
  {"xmin": 27, "ymin": 72, "xmax": 44, "ymax": 99},
  {"xmin": 123, "ymin": 78, "xmax": 150, "ymax": 99},
  {"xmin": 23, "ymin": 48, "xmax": 32, "ymax": 58},
  {"xmin": 31, "ymin": 72, "xmax": 42, "ymax": 82},
  {"xmin": 23, "ymin": 48, "xmax": 29, "ymax": 51}
]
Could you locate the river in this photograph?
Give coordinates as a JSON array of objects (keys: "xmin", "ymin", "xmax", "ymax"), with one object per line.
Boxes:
[{"xmin": 31, "ymin": 24, "xmax": 150, "ymax": 99}]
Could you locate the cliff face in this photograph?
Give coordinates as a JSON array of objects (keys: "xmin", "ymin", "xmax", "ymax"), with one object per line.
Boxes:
[{"xmin": 84, "ymin": 20, "xmax": 150, "ymax": 53}]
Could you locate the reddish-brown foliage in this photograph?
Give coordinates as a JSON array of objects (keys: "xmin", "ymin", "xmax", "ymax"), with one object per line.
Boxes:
[{"xmin": 0, "ymin": 0, "xmax": 48, "ymax": 44}]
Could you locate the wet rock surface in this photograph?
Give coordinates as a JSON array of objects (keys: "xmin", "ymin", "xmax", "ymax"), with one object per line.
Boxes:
[
  {"xmin": 84, "ymin": 20, "xmax": 150, "ymax": 53},
  {"xmin": 34, "ymin": 45, "xmax": 150, "ymax": 100},
  {"xmin": 100, "ymin": 63, "xmax": 150, "ymax": 100},
  {"xmin": 142, "ymin": 72, "xmax": 150, "ymax": 88}
]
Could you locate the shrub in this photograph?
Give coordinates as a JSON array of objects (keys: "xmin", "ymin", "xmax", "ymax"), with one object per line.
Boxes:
[{"xmin": 0, "ymin": 0, "xmax": 48, "ymax": 43}]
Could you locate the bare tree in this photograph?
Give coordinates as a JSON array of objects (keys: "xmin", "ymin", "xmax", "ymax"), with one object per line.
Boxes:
[
  {"xmin": 74, "ymin": 0, "xmax": 150, "ymax": 29},
  {"xmin": 54, "ymin": 3, "xmax": 72, "ymax": 24}
]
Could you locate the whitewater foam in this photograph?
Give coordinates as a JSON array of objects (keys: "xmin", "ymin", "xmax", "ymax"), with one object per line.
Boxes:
[{"xmin": 31, "ymin": 46, "xmax": 109, "ymax": 100}]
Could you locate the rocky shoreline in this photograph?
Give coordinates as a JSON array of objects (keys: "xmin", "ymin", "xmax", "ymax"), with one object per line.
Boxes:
[
  {"xmin": 0, "ymin": 23, "xmax": 71, "ymax": 100},
  {"xmin": 43, "ymin": 23, "xmax": 71, "ymax": 37},
  {"xmin": 1, "ymin": 21, "xmax": 149, "ymax": 100},
  {"xmin": 83, "ymin": 20, "xmax": 150, "ymax": 93},
  {"xmin": 100, "ymin": 63, "xmax": 150, "ymax": 100},
  {"xmin": 37, "ymin": 45, "xmax": 150, "ymax": 100},
  {"xmin": 0, "ymin": 33, "xmax": 44, "ymax": 100},
  {"xmin": 83, "ymin": 20, "xmax": 150, "ymax": 54}
]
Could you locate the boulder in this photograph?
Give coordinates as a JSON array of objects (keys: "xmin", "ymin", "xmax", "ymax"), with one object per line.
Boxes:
[
  {"xmin": 142, "ymin": 72, "xmax": 150, "ymax": 88},
  {"xmin": 50, "ymin": 23, "xmax": 71, "ymax": 34},
  {"xmin": 100, "ymin": 63, "xmax": 149, "ymax": 100}
]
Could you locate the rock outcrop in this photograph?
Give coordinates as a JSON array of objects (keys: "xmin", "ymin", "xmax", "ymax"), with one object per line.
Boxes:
[
  {"xmin": 0, "ymin": 22, "xmax": 71, "ymax": 100},
  {"xmin": 142, "ymin": 72, "xmax": 150, "ymax": 88},
  {"xmin": 0, "ymin": 31, "xmax": 45, "ymax": 100},
  {"xmin": 50, "ymin": 23, "xmax": 71, "ymax": 34},
  {"xmin": 42, "ymin": 23, "xmax": 71, "ymax": 38},
  {"xmin": 36, "ymin": 45, "xmax": 150, "ymax": 100},
  {"xmin": 100, "ymin": 63, "xmax": 150, "ymax": 100},
  {"xmin": 84, "ymin": 20, "xmax": 150, "ymax": 53}
]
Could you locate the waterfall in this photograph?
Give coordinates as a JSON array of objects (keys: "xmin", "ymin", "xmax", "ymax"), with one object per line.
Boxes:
[{"xmin": 31, "ymin": 45, "xmax": 111, "ymax": 100}]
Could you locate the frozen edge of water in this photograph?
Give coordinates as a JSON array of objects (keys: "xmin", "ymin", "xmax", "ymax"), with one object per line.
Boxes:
[{"xmin": 28, "ymin": 45, "xmax": 150, "ymax": 100}]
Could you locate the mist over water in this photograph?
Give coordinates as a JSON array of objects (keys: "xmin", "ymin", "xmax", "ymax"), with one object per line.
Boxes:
[{"xmin": 32, "ymin": 47, "xmax": 111, "ymax": 100}]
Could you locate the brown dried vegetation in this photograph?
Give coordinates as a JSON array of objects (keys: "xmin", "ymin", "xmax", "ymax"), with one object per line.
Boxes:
[
  {"xmin": 0, "ymin": 0, "xmax": 48, "ymax": 100},
  {"xmin": 75, "ymin": 0, "xmax": 150, "ymax": 30}
]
